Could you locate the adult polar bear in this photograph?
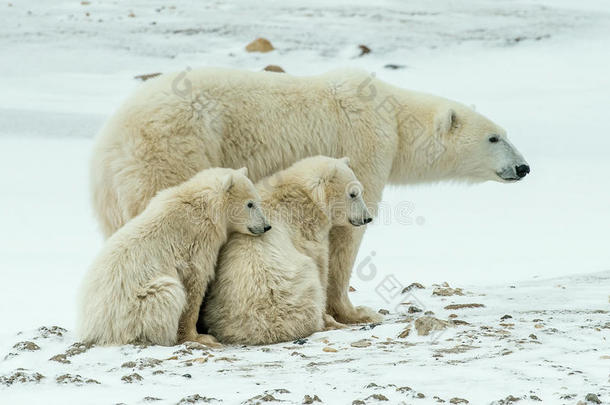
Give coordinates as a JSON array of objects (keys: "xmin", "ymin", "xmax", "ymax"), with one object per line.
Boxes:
[{"xmin": 91, "ymin": 68, "xmax": 529, "ymax": 324}]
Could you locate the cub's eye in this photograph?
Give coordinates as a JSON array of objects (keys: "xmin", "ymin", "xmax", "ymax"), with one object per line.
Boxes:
[
  {"xmin": 489, "ymin": 136, "xmax": 499, "ymax": 143},
  {"xmin": 349, "ymin": 192, "xmax": 357, "ymax": 198},
  {"xmin": 247, "ymin": 202, "xmax": 254, "ymax": 208}
]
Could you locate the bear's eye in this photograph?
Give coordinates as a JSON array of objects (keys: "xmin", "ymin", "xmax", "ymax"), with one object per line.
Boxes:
[
  {"xmin": 349, "ymin": 192, "xmax": 357, "ymax": 198},
  {"xmin": 489, "ymin": 136, "xmax": 499, "ymax": 143},
  {"xmin": 247, "ymin": 202, "xmax": 254, "ymax": 208}
]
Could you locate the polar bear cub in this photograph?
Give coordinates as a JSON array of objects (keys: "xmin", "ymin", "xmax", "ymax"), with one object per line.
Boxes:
[
  {"xmin": 203, "ymin": 156, "xmax": 372, "ymax": 345},
  {"xmin": 77, "ymin": 167, "xmax": 270, "ymax": 346}
]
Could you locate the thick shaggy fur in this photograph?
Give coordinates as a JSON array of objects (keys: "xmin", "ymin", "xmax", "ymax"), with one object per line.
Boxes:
[
  {"xmin": 90, "ymin": 67, "xmax": 528, "ymax": 324},
  {"xmin": 203, "ymin": 157, "xmax": 371, "ymax": 344},
  {"xmin": 77, "ymin": 168, "xmax": 267, "ymax": 346}
]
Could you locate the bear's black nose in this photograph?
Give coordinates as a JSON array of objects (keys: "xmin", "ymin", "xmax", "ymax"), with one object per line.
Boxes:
[
  {"xmin": 364, "ymin": 217, "xmax": 373, "ymax": 224},
  {"xmin": 263, "ymin": 225, "xmax": 272, "ymax": 233},
  {"xmin": 515, "ymin": 164, "xmax": 530, "ymax": 178}
]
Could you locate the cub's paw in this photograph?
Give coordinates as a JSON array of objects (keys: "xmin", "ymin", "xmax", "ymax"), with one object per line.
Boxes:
[
  {"xmin": 323, "ymin": 314, "xmax": 347, "ymax": 331},
  {"xmin": 351, "ymin": 305, "xmax": 384, "ymax": 324},
  {"xmin": 182, "ymin": 333, "xmax": 222, "ymax": 348}
]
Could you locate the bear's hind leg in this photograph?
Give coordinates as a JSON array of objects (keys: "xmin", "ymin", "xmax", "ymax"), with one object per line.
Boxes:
[{"xmin": 132, "ymin": 276, "xmax": 186, "ymax": 346}]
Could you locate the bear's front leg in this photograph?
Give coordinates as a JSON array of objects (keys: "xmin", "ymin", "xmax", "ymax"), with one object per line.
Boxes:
[
  {"xmin": 177, "ymin": 275, "xmax": 222, "ymax": 348},
  {"xmin": 327, "ymin": 225, "xmax": 384, "ymax": 324}
]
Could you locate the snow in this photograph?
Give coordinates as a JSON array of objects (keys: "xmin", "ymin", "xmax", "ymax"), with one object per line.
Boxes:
[{"xmin": 0, "ymin": 0, "xmax": 609, "ymax": 404}]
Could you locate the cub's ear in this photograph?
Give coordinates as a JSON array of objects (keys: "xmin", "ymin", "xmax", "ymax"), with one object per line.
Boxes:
[
  {"xmin": 436, "ymin": 108, "xmax": 457, "ymax": 136},
  {"xmin": 237, "ymin": 167, "xmax": 248, "ymax": 177},
  {"xmin": 340, "ymin": 156, "xmax": 350, "ymax": 166},
  {"xmin": 221, "ymin": 173, "xmax": 234, "ymax": 192}
]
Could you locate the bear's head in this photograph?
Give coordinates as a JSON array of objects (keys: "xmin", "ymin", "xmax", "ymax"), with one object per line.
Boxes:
[
  {"xmin": 300, "ymin": 156, "xmax": 373, "ymax": 227},
  {"xmin": 179, "ymin": 167, "xmax": 270, "ymax": 236},
  {"xmin": 393, "ymin": 97, "xmax": 529, "ymax": 184},
  {"xmin": 432, "ymin": 102, "xmax": 530, "ymax": 183}
]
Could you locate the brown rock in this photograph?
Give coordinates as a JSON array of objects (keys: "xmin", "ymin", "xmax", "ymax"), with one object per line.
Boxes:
[
  {"xmin": 585, "ymin": 393, "xmax": 601, "ymax": 404},
  {"xmin": 65, "ymin": 342, "xmax": 93, "ymax": 357},
  {"xmin": 37, "ymin": 326, "xmax": 66, "ymax": 338},
  {"xmin": 350, "ymin": 339, "xmax": 371, "ymax": 348},
  {"xmin": 450, "ymin": 398, "xmax": 469, "ymax": 404},
  {"xmin": 451, "ymin": 320, "xmax": 470, "ymax": 326},
  {"xmin": 134, "ymin": 72, "xmax": 162, "ymax": 81},
  {"xmin": 444, "ymin": 303, "xmax": 485, "ymax": 310},
  {"xmin": 13, "ymin": 341, "xmax": 40, "ymax": 351},
  {"xmin": 358, "ymin": 45, "xmax": 371, "ymax": 56},
  {"xmin": 56, "ymin": 374, "xmax": 100, "ymax": 385},
  {"xmin": 178, "ymin": 394, "xmax": 220, "ymax": 404},
  {"xmin": 414, "ymin": 316, "xmax": 450, "ymax": 336},
  {"xmin": 263, "ymin": 65, "xmax": 285, "ymax": 73},
  {"xmin": 246, "ymin": 38, "xmax": 274, "ymax": 53},
  {"xmin": 398, "ymin": 327, "xmax": 411, "ymax": 338},
  {"xmin": 384, "ymin": 64, "xmax": 406, "ymax": 70},
  {"xmin": 1, "ymin": 371, "xmax": 45, "ymax": 386},
  {"xmin": 121, "ymin": 373, "xmax": 143, "ymax": 383},
  {"xmin": 49, "ymin": 354, "xmax": 70, "ymax": 364},
  {"xmin": 433, "ymin": 287, "xmax": 463, "ymax": 296},
  {"xmin": 303, "ymin": 394, "xmax": 322, "ymax": 404},
  {"xmin": 366, "ymin": 394, "xmax": 388, "ymax": 401},
  {"xmin": 402, "ymin": 283, "xmax": 425, "ymax": 293}
]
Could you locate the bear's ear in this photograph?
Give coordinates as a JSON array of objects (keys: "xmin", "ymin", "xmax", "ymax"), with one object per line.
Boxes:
[
  {"xmin": 436, "ymin": 108, "xmax": 457, "ymax": 136},
  {"xmin": 340, "ymin": 156, "xmax": 350, "ymax": 166},
  {"xmin": 320, "ymin": 164, "xmax": 340, "ymax": 183},
  {"xmin": 237, "ymin": 167, "xmax": 248, "ymax": 177},
  {"xmin": 221, "ymin": 173, "xmax": 234, "ymax": 192}
]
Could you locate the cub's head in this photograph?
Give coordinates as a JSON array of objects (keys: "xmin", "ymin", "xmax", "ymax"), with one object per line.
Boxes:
[
  {"xmin": 301, "ymin": 156, "xmax": 373, "ymax": 227},
  {"xmin": 181, "ymin": 167, "xmax": 270, "ymax": 235},
  {"xmin": 433, "ymin": 102, "xmax": 530, "ymax": 182},
  {"xmin": 219, "ymin": 167, "xmax": 271, "ymax": 236}
]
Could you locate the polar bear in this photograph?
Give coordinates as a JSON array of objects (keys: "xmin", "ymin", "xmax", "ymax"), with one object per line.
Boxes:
[
  {"xmin": 77, "ymin": 167, "xmax": 270, "ymax": 346},
  {"xmin": 202, "ymin": 156, "xmax": 372, "ymax": 344},
  {"xmin": 90, "ymin": 68, "xmax": 529, "ymax": 325}
]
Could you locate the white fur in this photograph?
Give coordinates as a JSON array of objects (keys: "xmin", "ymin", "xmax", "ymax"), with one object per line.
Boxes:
[
  {"xmin": 203, "ymin": 156, "xmax": 371, "ymax": 344},
  {"xmin": 77, "ymin": 167, "xmax": 267, "ymax": 346}
]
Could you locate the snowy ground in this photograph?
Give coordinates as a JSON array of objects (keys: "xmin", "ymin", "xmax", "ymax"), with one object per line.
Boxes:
[
  {"xmin": 1, "ymin": 0, "xmax": 609, "ymax": 404},
  {"xmin": 2, "ymin": 273, "xmax": 609, "ymax": 405}
]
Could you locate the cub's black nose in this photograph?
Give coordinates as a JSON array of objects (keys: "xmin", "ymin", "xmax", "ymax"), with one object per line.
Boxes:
[
  {"xmin": 364, "ymin": 217, "xmax": 373, "ymax": 224},
  {"xmin": 515, "ymin": 164, "xmax": 530, "ymax": 178},
  {"xmin": 263, "ymin": 225, "xmax": 272, "ymax": 233}
]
